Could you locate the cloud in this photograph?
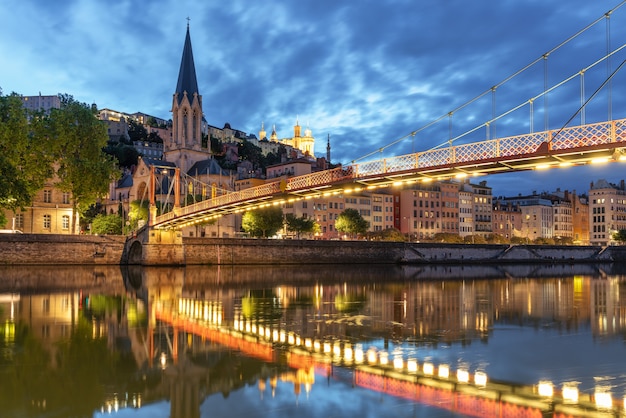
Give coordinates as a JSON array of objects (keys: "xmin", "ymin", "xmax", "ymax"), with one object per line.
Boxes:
[{"xmin": 1, "ymin": 0, "xmax": 624, "ymax": 196}]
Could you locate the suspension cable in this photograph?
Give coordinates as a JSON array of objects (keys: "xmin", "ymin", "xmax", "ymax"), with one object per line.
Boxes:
[
  {"xmin": 429, "ymin": 45, "xmax": 626, "ymax": 151},
  {"xmin": 351, "ymin": 0, "xmax": 626, "ymax": 163},
  {"xmin": 551, "ymin": 59, "xmax": 626, "ymax": 143}
]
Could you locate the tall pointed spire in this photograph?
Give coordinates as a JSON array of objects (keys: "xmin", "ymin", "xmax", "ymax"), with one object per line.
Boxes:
[{"xmin": 175, "ymin": 23, "xmax": 199, "ymax": 104}]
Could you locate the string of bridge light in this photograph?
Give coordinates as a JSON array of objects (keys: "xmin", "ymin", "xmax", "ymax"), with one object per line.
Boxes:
[
  {"xmin": 352, "ymin": 1, "xmax": 626, "ymax": 164},
  {"xmin": 174, "ymin": 297, "xmax": 626, "ymax": 412}
]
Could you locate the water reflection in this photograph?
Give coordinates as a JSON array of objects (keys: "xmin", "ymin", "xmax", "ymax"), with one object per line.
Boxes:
[{"xmin": 0, "ymin": 263, "xmax": 625, "ymax": 417}]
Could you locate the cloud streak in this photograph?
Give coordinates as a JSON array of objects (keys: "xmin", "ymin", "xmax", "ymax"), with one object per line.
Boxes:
[{"xmin": 1, "ymin": 0, "xmax": 625, "ymax": 195}]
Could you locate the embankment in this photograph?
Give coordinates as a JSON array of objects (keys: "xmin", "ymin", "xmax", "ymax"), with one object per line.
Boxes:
[{"xmin": 1, "ymin": 234, "xmax": 626, "ymax": 266}]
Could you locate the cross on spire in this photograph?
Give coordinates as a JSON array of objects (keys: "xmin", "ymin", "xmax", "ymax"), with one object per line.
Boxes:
[{"xmin": 186, "ymin": 16, "xmax": 190, "ymax": 28}]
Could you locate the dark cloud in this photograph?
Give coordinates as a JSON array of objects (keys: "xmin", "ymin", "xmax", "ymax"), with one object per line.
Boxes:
[{"xmin": 1, "ymin": 0, "xmax": 624, "ymax": 196}]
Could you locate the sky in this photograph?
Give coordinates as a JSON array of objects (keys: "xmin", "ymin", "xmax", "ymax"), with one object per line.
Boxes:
[{"xmin": 1, "ymin": 0, "xmax": 626, "ymax": 197}]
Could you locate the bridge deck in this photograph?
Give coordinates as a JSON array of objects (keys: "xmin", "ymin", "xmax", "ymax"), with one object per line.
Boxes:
[{"xmin": 154, "ymin": 118, "xmax": 626, "ymax": 229}]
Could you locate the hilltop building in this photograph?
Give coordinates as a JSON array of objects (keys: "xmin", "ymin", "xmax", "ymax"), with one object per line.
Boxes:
[{"xmin": 258, "ymin": 120, "xmax": 315, "ymax": 158}]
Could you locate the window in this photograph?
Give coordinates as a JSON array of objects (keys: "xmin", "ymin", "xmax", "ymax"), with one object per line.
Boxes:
[
  {"xmin": 62, "ymin": 215, "xmax": 70, "ymax": 230},
  {"xmin": 43, "ymin": 214, "xmax": 51, "ymax": 229},
  {"xmin": 62, "ymin": 192, "xmax": 70, "ymax": 204},
  {"xmin": 15, "ymin": 213, "xmax": 24, "ymax": 228},
  {"xmin": 43, "ymin": 189, "xmax": 52, "ymax": 203}
]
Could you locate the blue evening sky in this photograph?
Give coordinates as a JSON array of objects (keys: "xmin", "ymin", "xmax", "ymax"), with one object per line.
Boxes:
[{"xmin": 1, "ymin": 0, "xmax": 625, "ymax": 196}]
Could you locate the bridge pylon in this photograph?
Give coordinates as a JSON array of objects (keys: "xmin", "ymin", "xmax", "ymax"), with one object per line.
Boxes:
[{"xmin": 122, "ymin": 225, "xmax": 185, "ymax": 266}]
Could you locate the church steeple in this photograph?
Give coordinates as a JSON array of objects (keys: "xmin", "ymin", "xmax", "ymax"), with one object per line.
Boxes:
[
  {"xmin": 165, "ymin": 22, "xmax": 206, "ymax": 174},
  {"xmin": 175, "ymin": 23, "xmax": 199, "ymax": 104}
]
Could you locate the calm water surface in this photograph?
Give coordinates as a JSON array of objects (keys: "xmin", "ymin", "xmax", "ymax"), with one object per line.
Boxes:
[{"xmin": 1, "ymin": 263, "xmax": 625, "ymax": 417}]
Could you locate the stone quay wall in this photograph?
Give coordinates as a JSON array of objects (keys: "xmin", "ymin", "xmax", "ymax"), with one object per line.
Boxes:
[
  {"xmin": 2, "ymin": 234, "xmax": 626, "ymax": 265},
  {"xmin": 183, "ymin": 238, "xmax": 625, "ymax": 265},
  {"xmin": 0, "ymin": 234, "xmax": 126, "ymax": 265}
]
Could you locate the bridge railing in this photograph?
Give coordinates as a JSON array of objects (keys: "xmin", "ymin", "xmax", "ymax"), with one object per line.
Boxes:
[{"xmin": 154, "ymin": 119, "xmax": 626, "ymax": 226}]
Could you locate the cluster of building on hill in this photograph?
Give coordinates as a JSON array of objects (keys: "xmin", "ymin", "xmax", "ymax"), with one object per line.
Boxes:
[{"xmin": 4, "ymin": 25, "xmax": 626, "ymax": 246}]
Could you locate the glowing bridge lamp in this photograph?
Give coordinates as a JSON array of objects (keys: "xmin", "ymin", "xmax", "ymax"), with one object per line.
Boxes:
[
  {"xmin": 287, "ymin": 333, "xmax": 295, "ymax": 345},
  {"xmin": 251, "ymin": 324, "xmax": 257, "ymax": 334},
  {"xmin": 323, "ymin": 341, "xmax": 332, "ymax": 354},
  {"xmin": 406, "ymin": 358, "xmax": 418, "ymax": 373},
  {"xmin": 304, "ymin": 338, "xmax": 313, "ymax": 350},
  {"xmin": 367, "ymin": 348, "xmax": 377, "ymax": 364},
  {"xmin": 562, "ymin": 383, "xmax": 579, "ymax": 403},
  {"xmin": 594, "ymin": 389, "xmax": 612, "ymax": 409},
  {"xmin": 295, "ymin": 336, "xmax": 301, "ymax": 346},
  {"xmin": 280, "ymin": 331, "xmax": 286, "ymax": 343},
  {"xmin": 265, "ymin": 327, "xmax": 270, "ymax": 339},
  {"xmin": 313, "ymin": 340, "xmax": 321, "ymax": 352},
  {"xmin": 456, "ymin": 368, "xmax": 469, "ymax": 383},
  {"xmin": 354, "ymin": 346, "xmax": 364, "ymax": 364},
  {"xmin": 438, "ymin": 364, "xmax": 450, "ymax": 379},
  {"xmin": 344, "ymin": 345, "xmax": 353, "ymax": 362},
  {"xmin": 245, "ymin": 322, "xmax": 251, "ymax": 333},
  {"xmin": 258, "ymin": 325, "xmax": 265, "ymax": 338},
  {"xmin": 538, "ymin": 381, "xmax": 554, "ymax": 397},
  {"xmin": 393, "ymin": 356, "xmax": 404, "ymax": 370},
  {"xmin": 379, "ymin": 351, "xmax": 389, "ymax": 366},
  {"xmin": 474, "ymin": 371, "xmax": 488, "ymax": 387},
  {"xmin": 273, "ymin": 330, "xmax": 279, "ymax": 342},
  {"xmin": 333, "ymin": 341, "xmax": 342, "ymax": 357},
  {"xmin": 422, "ymin": 362, "xmax": 434, "ymax": 376}
]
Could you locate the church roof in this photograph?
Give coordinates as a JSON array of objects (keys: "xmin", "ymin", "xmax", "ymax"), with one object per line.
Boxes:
[
  {"xmin": 142, "ymin": 157, "xmax": 177, "ymax": 169},
  {"xmin": 175, "ymin": 25, "xmax": 199, "ymax": 105},
  {"xmin": 187, "ymin": 158, "xmax": 233, "ymax": 177}
]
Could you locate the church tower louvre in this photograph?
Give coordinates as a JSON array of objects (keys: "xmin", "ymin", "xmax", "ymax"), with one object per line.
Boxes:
[{"xmin": 164, "ymin": 22, "xmax": 208, "ymax": 174}]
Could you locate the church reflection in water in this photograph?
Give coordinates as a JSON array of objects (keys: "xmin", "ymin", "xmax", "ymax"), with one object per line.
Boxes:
[{"xmin": 0, "ymin": 262, "xmax": 625, "ymax": 417}]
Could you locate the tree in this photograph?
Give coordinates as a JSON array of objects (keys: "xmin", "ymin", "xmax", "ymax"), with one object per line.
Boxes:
[
  {"xmin": 613, "ymin": 229, "xmax": 626, "ymax": 244},
  {"xmin": 285, "ymin": 213, "xmax": 319, "ymax": 239},
  {"xmin": 90, "ymin": 214, "xmax": 122, "ymax": 235},
  {"xmin": 242, "ymin": 207, "xmax": 284, "ymax": 238},
  {"xmin": 0, "ymin": 92, "xmax": 54, "ymax": 214},
  {"xmin": 335, "ymin": 208, "xmax": 369, "ymax": 239},
  {"xmin": 48, "ymin": 95, "xmax": 119, "ymax": 233}
]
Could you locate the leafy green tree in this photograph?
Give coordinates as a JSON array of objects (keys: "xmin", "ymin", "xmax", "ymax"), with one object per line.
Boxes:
[
  {"xmin": 335, "ymin": 208, "xmax": 369, "ymax": 239},
  {"xmin": 613, "ymin": 229, "xmax": 626, "ymax": 244},
  {"xmin": 238, "ymin": 139, "xmax": 264, "ymax": 170},
  {"xmin": 128, "ymin": 199, "xmax": 149, "ymax": 230},
  {"xmin": 0, "ymin": 92, "xmax": 54, "ymax": 214},
  {"xmin": 91, "ymin": 213, "xmax": 122, "ymax": 235},
  {"xmin": 127, "ymin": 119, "xmax": 148, "ymax": 142},
  {"xmin": 48, "ymin": 95, "xmax": 119, "ymax": 233},
  {"xmin": 285, "ymin": 213, "xmax": 319, "ymax": 238},
  {"xmin": 433, "ymin": 232, "xmax": 464, "ymax": 243},
  {"xmin": 242, "ymin": 206, "xmax": 284, "ymax": 238}
]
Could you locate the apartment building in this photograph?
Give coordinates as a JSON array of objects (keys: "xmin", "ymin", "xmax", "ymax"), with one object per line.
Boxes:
[
  {"xmin": 492, "ymin": 201, "xmax": 522, "ymax": 239},
  {"xmin": 589, "ymin": 179, "xmax": 626, "ymax": 246}
]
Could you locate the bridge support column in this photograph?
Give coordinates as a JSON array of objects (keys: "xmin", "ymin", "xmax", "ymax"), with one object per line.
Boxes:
[{"xmin": 124, "ymin": 226, "xmax": 186, "ymax": 266}]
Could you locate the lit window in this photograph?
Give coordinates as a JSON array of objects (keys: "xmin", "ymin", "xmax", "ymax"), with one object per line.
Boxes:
[{"xmin": 43, "ymin": 214, "xmax": 51, "ymax": 229}]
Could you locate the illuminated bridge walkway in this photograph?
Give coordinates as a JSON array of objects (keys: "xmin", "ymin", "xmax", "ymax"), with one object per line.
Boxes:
[
  {"xmin": 151, "ymin": 118, "xmax": 626, "ymax": 230},
  {"xmin": 155, "ymin": 304, "xmax": 625, "ymax": 418}
]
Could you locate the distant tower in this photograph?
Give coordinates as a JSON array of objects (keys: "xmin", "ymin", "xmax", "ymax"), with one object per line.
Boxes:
[
  {"xmin": 164, "ymin": 22, "xmax": 207, "ymax": 173},
  {"xmin": 326, "ymin": 134, "xmax": 331, "ymax": 163},
  {"xmin": 259, "ymin": 122, "xmax": 267, "ymax": 140}
]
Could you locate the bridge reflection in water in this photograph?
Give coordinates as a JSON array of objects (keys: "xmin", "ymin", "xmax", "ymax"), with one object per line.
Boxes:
[{"xmin": 154, "ymin": 285, "xmax": 624, "ymax": 418}]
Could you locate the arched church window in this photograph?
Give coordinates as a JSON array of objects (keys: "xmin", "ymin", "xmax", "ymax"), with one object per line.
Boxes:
[
  {"xmin": 183, "ymin": 109, "xmax": 188, "ymax": 141},
  {"xmin": 192, "ymin": 110, "xmax": 198, "ymax": 142}
]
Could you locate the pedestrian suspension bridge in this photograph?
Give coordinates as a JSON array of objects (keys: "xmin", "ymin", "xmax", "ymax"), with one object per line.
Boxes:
[{"xmin": 146, "ymin": 3, "xmax": 626, "ymax": 231}]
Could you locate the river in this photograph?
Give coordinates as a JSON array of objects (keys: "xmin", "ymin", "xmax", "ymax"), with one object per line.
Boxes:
[{"xmin": 0, "ymin": 263, "xmax": 625, "ymax": 417}]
